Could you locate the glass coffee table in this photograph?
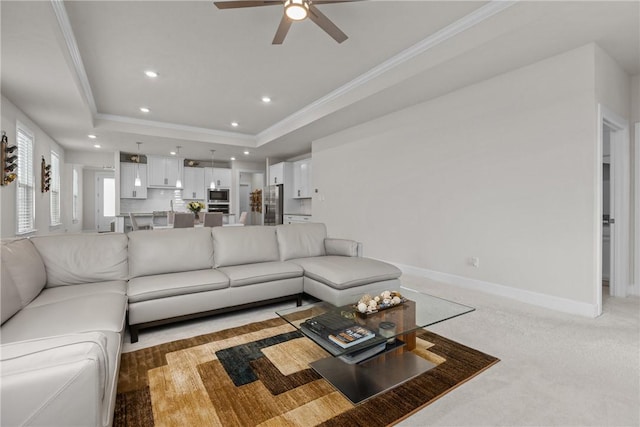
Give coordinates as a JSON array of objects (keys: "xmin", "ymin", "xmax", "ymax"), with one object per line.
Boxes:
[{"xmin": 276, "ymin": 287, "xmax": 474, "ymax": 404}]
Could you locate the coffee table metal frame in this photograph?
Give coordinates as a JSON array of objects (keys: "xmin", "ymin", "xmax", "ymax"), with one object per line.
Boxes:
[{"xmin": 276, "ymin": 287, "xmax": 474, "ymax": 404}]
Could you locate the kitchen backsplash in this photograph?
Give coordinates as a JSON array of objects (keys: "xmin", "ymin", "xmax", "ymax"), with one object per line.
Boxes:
[{"xmin": 120, "ymin": 188, "xmax": 192, "ymax": 213}]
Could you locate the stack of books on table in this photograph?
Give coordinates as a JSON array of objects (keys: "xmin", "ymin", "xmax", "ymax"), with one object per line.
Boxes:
[{"xmin": 328, "ymin": 325, "xmax": 375, "ymax": 348}]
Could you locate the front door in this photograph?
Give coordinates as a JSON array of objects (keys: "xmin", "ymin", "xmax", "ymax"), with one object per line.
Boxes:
[{"xmin": 96, "ymin": 172, "xmax": 115, "ymax": 232}]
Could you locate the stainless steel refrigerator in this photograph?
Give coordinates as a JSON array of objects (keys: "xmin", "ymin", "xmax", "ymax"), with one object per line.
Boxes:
[{"xmin": 263, "ymin": 184, "xmax": 283, "ymax": 225}]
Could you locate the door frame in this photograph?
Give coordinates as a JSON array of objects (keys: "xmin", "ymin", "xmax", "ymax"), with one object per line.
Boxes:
[
  {"xmin": 234, "ymin": 168, "xmax": 264, "ymax": 224},
  {"xmin": 95, "ymin": 171, "xmax": 116, "ymax": 232},
  {"xmin": 596, "ymin": 104, "xmax": 630, "ymax": 314},
  {"xmin": 635, "ymin": 122, "xmax": 640, "ymax": 295}
]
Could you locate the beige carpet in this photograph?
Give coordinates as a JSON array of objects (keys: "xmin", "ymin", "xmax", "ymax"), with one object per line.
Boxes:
[{"xmin": 114, "ymin": 317, "xmax": 498, "ymax": 427}]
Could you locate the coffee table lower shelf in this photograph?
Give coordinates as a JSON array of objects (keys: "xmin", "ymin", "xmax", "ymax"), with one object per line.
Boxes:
[{"xmin": 310, "ymin": 350, "xmax": 436, "ymax": 404}]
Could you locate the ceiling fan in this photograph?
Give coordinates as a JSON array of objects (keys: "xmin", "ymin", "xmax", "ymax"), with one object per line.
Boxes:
[{"xmin": 213, "ymin": 0, "xmax": 354, "ymax": 44}]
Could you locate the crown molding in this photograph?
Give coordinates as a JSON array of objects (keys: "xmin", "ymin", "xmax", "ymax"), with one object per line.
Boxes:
[
  {"xmin": 50, "ymin": 0, "xmax": 97, "ymax": 116},
  {"xmin": 256, "ymin": 0, "xmax": 517, "ymax": 146},
  {"xmin": 95, "ymin": 113, "xmax": 255, "ymax": 143}
]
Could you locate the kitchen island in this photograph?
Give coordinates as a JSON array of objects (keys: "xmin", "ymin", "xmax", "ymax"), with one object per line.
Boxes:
[{"xmin": 114, "ymin": 212, "xmax": 237, "ymax": 232}]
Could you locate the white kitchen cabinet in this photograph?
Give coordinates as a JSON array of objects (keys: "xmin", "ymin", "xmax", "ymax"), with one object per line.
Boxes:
[
  {"xmin": 120, "ymin": 162, "xmax": 147, "ymax": 199},
  {"xmin": 269, "ymin": 161, "xmax": 292, "ymax": 186},
  {"xmin": 292, "ymin": 158, "xmax": 312, "ymax": 198},
  {"xmin": 183, "ymin": 167, "xmax": 205, "ymax": 200},
  {"xmin": 285, "ymin": 215, "xmax": 312, "ymax": 224},
  {"xmin": 147, "ymin": 155, "xmax": 182, "ymax": 187},
  {"xmin": 204, "ymin": 167, "xmax": 231, "ymax": 189}
]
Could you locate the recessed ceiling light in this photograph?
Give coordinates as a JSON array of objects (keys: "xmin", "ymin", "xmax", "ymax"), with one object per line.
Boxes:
[
  {"xmin": 261, "ymin": 96, "xmax": 271, "ymax": 103},
  {"xmin": 93, "ymin": 144, "xmax": 101, "ymax": 148},
  {"xmin": 231, "ymin": 122, "xmax": 239, "ymax": 127},
  {"xmin": 170, "ymin": 151, "xmax": 176, "ymax": 156},
  {"xmin": 230, "ymin": 157, "xmax": 236, "ymax": 161},
  {"xmin": 140, "ymin": 107, "xmax": 150, "ymax": 113},
  {"xmin": 243, "ymin": 150, "xmax": 250, "ymax": 155},
  {"xmin": 144, "ymin": 70, "xmax": 158, "ymax": 78},
  {"xmin": 88, "ymin": 134, "xmax": 97, "ymax": 139}
]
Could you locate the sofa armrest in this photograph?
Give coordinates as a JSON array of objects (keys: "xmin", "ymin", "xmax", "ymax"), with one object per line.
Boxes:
[
  {"xmin": 324, "ymin": 238, "xmax": 363, "ymax": 257},
  {"xmin": 1, "ymin": 332, "xmax": 108, "ymax": 427}
]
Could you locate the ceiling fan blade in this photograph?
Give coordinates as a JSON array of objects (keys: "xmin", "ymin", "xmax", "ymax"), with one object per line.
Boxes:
[
  {"xmin": 311, "ymin": 1, "xmax": 360, "ymax": 4},
  {"xmin": 272, "ymin": 15, "xmax": 292, "ymax": 44},
  {"xmin": 214, "ymin": 1, "xmax": 281, "ymax": 9},
  {"xmin": 308, "ymin": 3, "xmax": 348, "ymax": 43}
]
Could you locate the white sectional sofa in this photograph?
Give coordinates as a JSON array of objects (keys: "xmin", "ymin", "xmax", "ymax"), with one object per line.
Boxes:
[{"xmin": 1, "ymin": 223, "xmax": 401, "ymax": 426}]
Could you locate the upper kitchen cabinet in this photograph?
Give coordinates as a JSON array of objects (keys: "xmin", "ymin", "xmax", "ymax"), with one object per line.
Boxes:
[
  {"xmin": 147, "ymin": 155, "xmax": 182, "ymax": 188},
  {"xmin": 269, "ymin": 161, "xmax": 292, "ymax": 186},
  {"xmin": 292, "ymin": 158, "xmax": 312, "ymax": 198},
  {"xmin": 183, "ymin": 167, "xmax": 205, "ymax": 200},
  {"xmin": 120, "ymin": 162, "xmax": 147, "ymax": 199},
  {"xmin": 204, "ymin": 167, "xmax": 231, "ymax": 189}
]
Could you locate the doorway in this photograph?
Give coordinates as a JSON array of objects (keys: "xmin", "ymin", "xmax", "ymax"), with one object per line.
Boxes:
[
  {"xmin": 95, "ymin": 171, "xmax": 116, "ymax": 232},
  {"xmin": 597, "ymin": 105, "xmax": 631, "ymax": 315},
  {"xmin": 236, "ymin": 171, "xmax": 264, "ymax": 226},
  {"xmin": 602, "ymin": 125, "xmax": 612, "ymax": 294}
]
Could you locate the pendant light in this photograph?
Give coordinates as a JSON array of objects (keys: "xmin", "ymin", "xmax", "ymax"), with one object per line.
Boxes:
[
  {"xmin": 134, "ymin": 142, "xmax": 142, "ymax": 187},
  {"xmin": 175, "ymin": 146, "xmax": 182, "ymax": 188},
  {"xmin": 209, "ymin": 149, "xmax": 216, "ymax": 190}
]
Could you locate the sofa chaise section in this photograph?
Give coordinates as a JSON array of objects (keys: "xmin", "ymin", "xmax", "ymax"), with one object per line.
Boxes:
[{"xmin": 275, "ymin": 223, "xmax": 402, "ymax": 306}]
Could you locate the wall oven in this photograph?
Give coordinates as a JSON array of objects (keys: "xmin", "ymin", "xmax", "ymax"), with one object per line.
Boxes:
[
  {"xmin": 208, "ymin": 188, "xmax": 229, "ymax": 203},
  {"xmin": 207, "ymin": 204, "xmax": 229, "ymax": 214}
]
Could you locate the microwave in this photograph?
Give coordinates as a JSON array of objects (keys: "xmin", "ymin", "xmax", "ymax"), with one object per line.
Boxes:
[{"xmin": 208, "ymin": 188, "xmax": 229, "ymax": 203}]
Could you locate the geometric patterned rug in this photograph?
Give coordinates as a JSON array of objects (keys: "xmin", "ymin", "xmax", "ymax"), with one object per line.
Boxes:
[{"xmin": 114, "ymin": 317, "xmax": 498, "ymax": 427}]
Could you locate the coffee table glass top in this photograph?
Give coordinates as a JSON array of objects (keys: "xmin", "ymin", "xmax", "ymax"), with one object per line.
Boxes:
[{"xmin": 276, "ymin": 287, "xmax": 474, "ymax": 357}]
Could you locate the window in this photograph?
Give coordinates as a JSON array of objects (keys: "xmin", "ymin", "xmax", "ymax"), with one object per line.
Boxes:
[
  {"xmin": 16, "ymin": 123, "xmax": 35, "ymax": 234},
  {"xmin": 72, "ymin": 168, "xmax": 79, "ymax": 222},
  {"xmin": 50, "ymin": 151, "xmax": 61, "ymax": 226}
]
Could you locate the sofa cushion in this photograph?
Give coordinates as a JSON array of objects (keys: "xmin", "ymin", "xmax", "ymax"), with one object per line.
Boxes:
[
  {"xmin": 213, "ymin": 226, "xmax": 279, "ymax": 268},
  {"xmin": 324, "ymin": 238, "xmax": 359, "ymax": 257},
  {"xmin": 127, "ymin": 269, "xmax": 229, "ymax": 303},
  {"xmin": 276, "ymin": 223, "xmax": 327, "ymax": 261},
  {"xmin": 26, "ymin": 281, "xmax": 127, "ymax": 308},
  {"xmin": 218, "ymin": 261, "xmax": 303, "ymax": 287},
  {"xmin": 0, "ymin": 293, "xmax": 127, "ymax": 344},
  {"xmin": 291, "ymin": 256, "xmax": 402, "ymax": 290},
  {"xmin": 1, "ymin": 260, "xmax": 22, "ymax": 325},
  {"xmin": 31, "ymin": 233, "xmax": 128, "ymax": 287},
  {"xmin": 1, "ymin": 238, "xmax": 47, "ymax": 306},
  {"xmin": 128, "ymin": 228, "xmax": 213, "ymax": 278}
]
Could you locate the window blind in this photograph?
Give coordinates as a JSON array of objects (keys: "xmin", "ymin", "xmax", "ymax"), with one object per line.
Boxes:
[
  {"xmin": 16, "ymin": 124, "xmax": 34, "ymax": 234},
  {"xmin": 50, "ymin": 151, "xmax": 61, "ymax": 225}
]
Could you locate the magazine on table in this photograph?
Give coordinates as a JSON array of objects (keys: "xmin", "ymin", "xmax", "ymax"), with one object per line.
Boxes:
[{"xmin": 328, "ymin": 325, "xmax": 376, "ymax": 348}]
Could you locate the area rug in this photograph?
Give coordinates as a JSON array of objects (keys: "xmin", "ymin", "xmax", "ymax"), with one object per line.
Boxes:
[{"xmin": 114, "ymin": 317, "xmax": 498, "ymax": 427}]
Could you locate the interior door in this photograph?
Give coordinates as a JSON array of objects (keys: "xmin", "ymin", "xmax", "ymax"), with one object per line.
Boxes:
[
  {"xmin": 602, "ymin": 148, "xmax": 612, "ymax": 295},
  {"xmin": 96, "ymin": 172, "xmax": 116, "ymax": 232}
]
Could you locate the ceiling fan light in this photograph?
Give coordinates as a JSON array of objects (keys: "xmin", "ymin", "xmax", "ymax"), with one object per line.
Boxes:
[{"xmin": 285, "ymin": 0, "xmax": 308, "ymax": 21}]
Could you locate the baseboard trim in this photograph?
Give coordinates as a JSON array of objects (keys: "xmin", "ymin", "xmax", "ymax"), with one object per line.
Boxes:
[{"xmin": 393, "ymin": 262, "xmax": 599, "ymax": 318}]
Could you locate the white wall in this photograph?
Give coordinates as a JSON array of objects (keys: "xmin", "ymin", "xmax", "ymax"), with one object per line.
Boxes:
[
  {"xmin": 313, "ymin": 45, "xmax": 602, "ymax": 313},
  {"xmin": 1, "ymin": 96, "xmax": 72, "ymax": 237}
]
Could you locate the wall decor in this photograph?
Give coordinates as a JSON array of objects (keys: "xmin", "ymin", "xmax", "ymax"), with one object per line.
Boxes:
[
  {"xmin": 41, "ymin": 156, "xmax": 51, "ymax": 192},
  {"xmin": 1, "ymin": 131, "xmax": 18, "ymax": 186}
]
